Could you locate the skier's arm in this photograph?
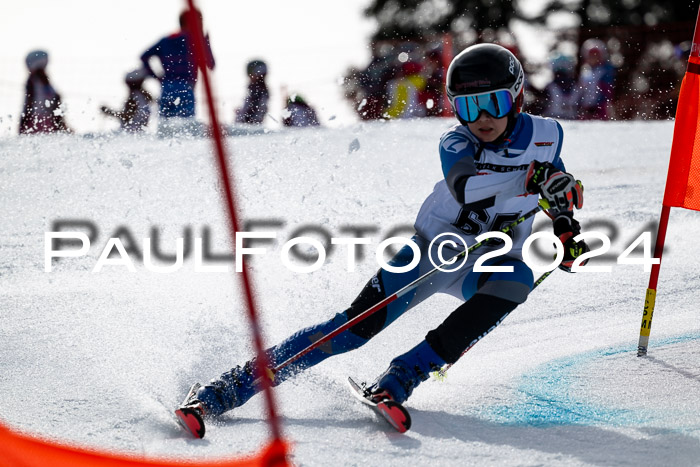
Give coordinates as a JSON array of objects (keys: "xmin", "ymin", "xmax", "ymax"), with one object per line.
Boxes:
[
  {"xmin": 525, "ymin": 120, "xmax": 583, "ymax": 214},
  {"xmin": 440, "ymin": 131, "xmax": 477, "ymax": 203},
  {"xmin": 100, "ymin": 105, "xmax": 121, "ymax": 119},
  {"xmin": 531, "ymin": 120, "xmax": 588, "ymax": 271},
  {"xmin": 440, "ymin": 131, "xmax": 528, "ymax": 207},
  {"xmin": 462, "ymin": 171, "xmax": 530, "ymax": 207},
  {"xmin": 140, "ymin": 41, "xmax": 162, "ymax": 79}
]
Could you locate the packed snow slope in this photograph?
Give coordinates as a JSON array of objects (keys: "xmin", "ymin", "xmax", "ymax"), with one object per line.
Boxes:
[{"xmin": 1, "ymin": 119, "xmax": 699, "ymax": 466}]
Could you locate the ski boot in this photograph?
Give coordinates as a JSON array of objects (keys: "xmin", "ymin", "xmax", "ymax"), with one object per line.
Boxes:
[{"xmin": 370, "ymin": 340, "xmax": 446, "ymax": 403}]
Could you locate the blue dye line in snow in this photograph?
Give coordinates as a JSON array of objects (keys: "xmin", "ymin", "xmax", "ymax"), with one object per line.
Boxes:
[{"xmin": 486, "ymin": 331, "xmax": 700, "ymax": 427}]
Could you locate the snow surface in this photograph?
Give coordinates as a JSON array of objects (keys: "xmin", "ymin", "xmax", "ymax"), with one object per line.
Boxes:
[{"xmin": 1, "ymin": 119, "xmax": 700, "ymax": 466}]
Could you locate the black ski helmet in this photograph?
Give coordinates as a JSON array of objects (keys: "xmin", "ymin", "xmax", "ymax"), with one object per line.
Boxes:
[
  {"xmin": 446, "ymin": 43, "xmax": 525, "ymax": 127},
  {"xmin": 247, "ymin": 59, "xmax": 268, "ymax": 78}
]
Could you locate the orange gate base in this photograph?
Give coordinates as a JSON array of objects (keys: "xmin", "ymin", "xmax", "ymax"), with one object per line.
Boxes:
[{"xmin": 0, "ymin": 421, "xmax": 290, "ymax": 467}]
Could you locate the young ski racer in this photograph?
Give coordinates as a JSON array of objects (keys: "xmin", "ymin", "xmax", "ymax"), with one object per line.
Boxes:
[{"xmin": 176, "ymin": 43, "xmax": 589, "ymax": 437}]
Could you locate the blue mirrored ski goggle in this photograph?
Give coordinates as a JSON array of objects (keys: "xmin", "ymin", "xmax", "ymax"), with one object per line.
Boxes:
[{"xmin": 452, "ymin": 89, "xmax": 514, "ymax": 123}]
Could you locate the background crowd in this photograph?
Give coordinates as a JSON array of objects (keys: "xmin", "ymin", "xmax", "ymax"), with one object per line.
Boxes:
[
  {"xmin": 342, "ymin": 33, "xmax": 691, "ymax": 123},
  {"xmin": 17, "ymin": 8, "xmax": 321, "ymax": 136},
  {"xmin": 15, "ymin": 2, "xmax": 696, "ymax": 135}
]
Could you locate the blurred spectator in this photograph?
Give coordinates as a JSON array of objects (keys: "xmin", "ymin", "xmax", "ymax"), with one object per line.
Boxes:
[
  {"xmin": 282, "ymin": 93, "xmax": 320, "ymax": 127},
  {"xmin": 384, "ymin": 61, "xmax": 427, "ymax": 119},
  {"xmin": 19, "ymin": 50, "xmax": 71, "ymax": 135},
  {"xmin": 354, "ymin": 44, "xmax": 395, "ymax": 120},
  {"xmin": 627, "ymin": 41, "xmax": 685, "ymax": 119},
  {"xmin": 541, "ymin": 53, "xmax": 580, "ymax": 120},
  {"xmin": 577, "ymin": 38, "xmax": 615, "ymax": 120},
  {"xmin": 675, "ymin": 40, "xmax": 691, "ymax": 63},
  {"xmin": 341, "ymin": 66, "xmax": 364, "ymax": 114},
  {"xmin": 140, "ymin": 9, "xmax": 215, "ymax": 119},
  {"xmin": 100, "ymin": 68, "xmax": 153, "ymax": 132},
  {"xmin": 235, "ymin": 59, "xmax": 269, "ymax": 125},
  {"xmin": 423, "ymin": 46, "xmax": 446, "ymax": 117},
  {"xmin": 344, "ymin": 40, "xmax": 456, "ymax": 120}
]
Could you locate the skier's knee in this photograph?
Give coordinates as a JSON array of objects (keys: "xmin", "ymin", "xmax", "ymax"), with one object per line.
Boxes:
[
  {"xmin": 344, "ymin": 271, "xmax": 389, "ymax": 339},
  {"xmin": 426, "ymin": 294, "xmax": 520, "ymax": 363},
  {"xmin": 344, "ymin": 243, "xmax": 419, "ymax": 340},
  {"xmin": 464, "ymin": 258, "xmax": 533, "ymax": 304}
]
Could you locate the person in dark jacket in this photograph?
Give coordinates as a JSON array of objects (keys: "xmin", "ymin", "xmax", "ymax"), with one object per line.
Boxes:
[
  {"xmin": 235, "ymin": 60, "xmax": 269, "ymax": 125},
  {"xmin": 282, "ymin": 93, "xmax": 320, "ymax": 127},
  {"xmin": 101, "ymin": 68, "xmax": 153, "ymax": 132},
  {"xmin": 19, "ymin": 50, "xmax": 71, "ymax": 135}
]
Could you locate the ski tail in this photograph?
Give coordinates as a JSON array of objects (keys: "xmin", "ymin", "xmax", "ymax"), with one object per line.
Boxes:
[
  {"xmin": 347, "ymin": 377, "xmax": 411, "ymax": 433},
  {"xmin": 376, "ymin": 399, "xmax": 411, "ymax": 433},
  {"xmin": 175, "ymin": 406, "xmax": 205, "ymax": 438},
  {"xmin": 175, "ymin": 383, "xmax": 206, "ymax": 438}
]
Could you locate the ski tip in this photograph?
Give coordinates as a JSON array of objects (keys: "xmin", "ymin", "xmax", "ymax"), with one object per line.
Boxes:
[
  {"xmin": 175, "ymin": 407, "xmax": 206, "ymax": 439},
  {"xmin": 347, "ymin": 376, "xmax": 363, "ymax": 391}
]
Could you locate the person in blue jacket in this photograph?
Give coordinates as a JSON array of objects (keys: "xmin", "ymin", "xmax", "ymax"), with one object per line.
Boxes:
[{"xmin": 140, "ymin": 9, "xmax": 214, "ymax": 119}]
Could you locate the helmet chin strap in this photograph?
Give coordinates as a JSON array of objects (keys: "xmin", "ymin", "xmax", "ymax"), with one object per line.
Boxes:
[
  {"xmin": 502, "ymin": 111, "xmax": 519, "ymax": 142},
  {"xmin": 495, "ymin": 91, "xmax": 524, "ymax": 145}
]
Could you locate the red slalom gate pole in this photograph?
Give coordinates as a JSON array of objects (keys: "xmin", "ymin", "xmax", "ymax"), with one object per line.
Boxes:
[
  {"xmin": 636, "ymin": 205, "xmax": 671, "ymax": 356},
  {"xmin": 637, "ymin": 4, "xmax": 700, "ymax": 356},
  {"xmin": 185, "ymin": 0, "xmax": 285, "ymax": 448}
]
